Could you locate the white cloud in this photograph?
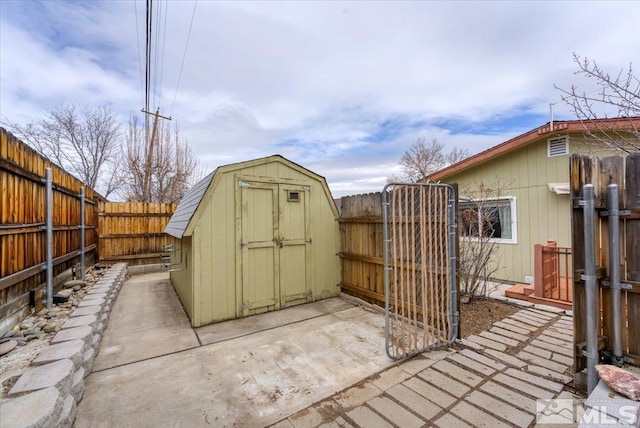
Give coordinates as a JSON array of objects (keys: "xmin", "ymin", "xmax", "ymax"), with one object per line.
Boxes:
[{"xmin": 1, "ymin": 0, "xmax": 639, "ymax": 198}]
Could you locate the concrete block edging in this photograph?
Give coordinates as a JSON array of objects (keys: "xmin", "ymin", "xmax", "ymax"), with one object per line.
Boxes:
[{"xmin": 0, "ymin": 263, "xmax": 127, "ymax": 428}]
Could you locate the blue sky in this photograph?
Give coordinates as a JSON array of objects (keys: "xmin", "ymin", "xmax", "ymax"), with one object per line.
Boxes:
[{"xmin": 1, "ymin": 1, "xmax": 639, "ymax": 197}]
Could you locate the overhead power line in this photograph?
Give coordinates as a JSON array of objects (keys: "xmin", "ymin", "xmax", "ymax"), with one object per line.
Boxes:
[
  {"xmin": 134, "ymin": 0, "xmax": 144, "ymax": 108},
  {"xmin": 171, "ymin": 0, "xmax": 198, "ymax": 117}
]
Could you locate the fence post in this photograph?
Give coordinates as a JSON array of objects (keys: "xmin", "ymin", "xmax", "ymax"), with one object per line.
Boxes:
[
  {"xmin": 607, "ymin": 184, "xmax": 623, "ymax": 367},
  {"xmin": 582, "ymin": 184, "xmax": 598, "ymax": 394},
  {"xmin": 533, "ymin": 243, "xmax": 543, "ymax": 298},
  {"xmin": 45, "ymin": 168, "xmax": 53, "ymax": 310},
  {"xmin": 80, "ymin": 186, "xmax": 85, "ymax": 281}
]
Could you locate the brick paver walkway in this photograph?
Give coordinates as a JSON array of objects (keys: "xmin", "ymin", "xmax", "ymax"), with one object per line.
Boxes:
[{"xmin": 270, "ymin": 306, "xmax": 580, "ymax": 428}]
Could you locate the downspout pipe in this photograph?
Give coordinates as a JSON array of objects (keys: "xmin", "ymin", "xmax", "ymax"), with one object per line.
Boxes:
[
  {"xmin": 607, "ymin": 184, "xmax": 624, "ymax": 367},
  {"xmin": 583, "ymin": 184, "xmax": 599, "ymax": 394}
]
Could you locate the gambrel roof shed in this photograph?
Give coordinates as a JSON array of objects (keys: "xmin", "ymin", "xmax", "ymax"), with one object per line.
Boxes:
[{"xmin": 164, "ymin": 155, "xmax": 340, "ymax": 327}]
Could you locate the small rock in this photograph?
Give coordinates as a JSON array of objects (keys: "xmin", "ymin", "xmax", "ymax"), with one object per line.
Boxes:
[
  {"xmin": 64, "ymin": 280, "xmax": 87, "ymax": 289},
  {"xmin": 48, "ymin": 307, "xmax": 61, "ymax": 314},
  {"xmin": 37, "ymin": 308, "xmax": 49, "ymax": 316},
  {"xmin": 16, "ymin": 340, "xmax": 27, "ymax": 346},
  {"xmin": 36, "ymin": 320, "xmax": 48, "ymax": 329},
  {"xmin": 596, "ymin": 364, "xmax": 640, "ymax": 401},
  {"xmin": 19, "ymin": 319, "xmax": 34, "ymax": 330},
  {"xmin": 25, "ymin": 332, "xmax": 45, "ymax": 341},
  {"xmin": 0, "ymin": 337, "xmax": 14, "ymax": 344},
  {"xmin": 57, "ymin": 289, "xmax": 73, "ymax": 297},
  {"xmin": 43, "ymin": 322, "xmax": 60, "ymax": 333},
  {"xmin": 2, "ymin": 330, "xmax": 17, "ymax": 339},
  {"xmin": 23, "ymin": 327, "xmax": 40, "ymax": 336},
  {"xmin": 0, "ymin": 340, "xmax": 18, "ymax": 356},
  {"xmin": 57, "ymin": 311, "xmax": 69, "ymax": 318},
  {"xmin": 72, "ymin": 285, "xmax": 82, "ymax": 292}
]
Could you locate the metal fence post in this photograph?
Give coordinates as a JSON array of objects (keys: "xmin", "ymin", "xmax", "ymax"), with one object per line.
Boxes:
[
  {"xmin": 583, "ymin": 184, "xmax": 598, "ymax": 394},
  {"xmin": 607, "ymin": 184, "xmax": 623, "ymax": 367},
  {"xmin": 80, "ymin": 186, "xmax": 85, "ymax": 281},
  {"xmin": 45, "ymin": 168, "xmax": 53, "ymax": 310}
]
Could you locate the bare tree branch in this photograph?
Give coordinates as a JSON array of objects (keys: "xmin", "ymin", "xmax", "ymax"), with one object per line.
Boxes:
[
  {"xmin": 555, "ymin": 54, "xmax": 640, "ymax": 153},
  {"xmin": 118, "ymin": 115, "xmax": 202, "ymax": 203},
  {"xmin": 389, "ymin": 138, "xmax": 470, "ymax": 183},
  {"xmin": 2, "ymin": 105, "xmax": 122, "ymax": 197}
]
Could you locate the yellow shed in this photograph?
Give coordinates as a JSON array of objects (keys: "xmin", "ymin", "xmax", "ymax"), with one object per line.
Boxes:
[{"xmin": 164, "ymin": 155, "xmax": 340, "ymax": 327}]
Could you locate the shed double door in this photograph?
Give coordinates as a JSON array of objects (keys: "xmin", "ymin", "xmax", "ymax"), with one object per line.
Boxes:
[{"xmin": 239, "ymin": 179, "xmax": 312, "ymax": 316}]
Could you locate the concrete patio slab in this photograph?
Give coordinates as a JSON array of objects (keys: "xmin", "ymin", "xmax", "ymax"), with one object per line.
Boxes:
[
  {"xmin": 75, "ymin": 304, "xmax": 393, "ymax": 428},
  {"xmin": 195, "ymin": 297, "xmax": 354, "ymax": 345},
  {"xmin": 91, "ymin": 272, "xmax": 199, "ymax": 371},
  {"xmin": 70, "ymin": 271, "xmax": 585, "ymax": 428}
]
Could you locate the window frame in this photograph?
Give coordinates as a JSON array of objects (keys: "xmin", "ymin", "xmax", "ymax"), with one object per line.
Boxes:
[{"xmin": 458, "ymin": 196, "xmax": 518, "ymax": 245}]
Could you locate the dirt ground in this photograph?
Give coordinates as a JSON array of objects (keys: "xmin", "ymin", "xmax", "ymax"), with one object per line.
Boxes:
[{"xmin": 459, "ymin": 297, "xmax": 519, "ymax": 338}]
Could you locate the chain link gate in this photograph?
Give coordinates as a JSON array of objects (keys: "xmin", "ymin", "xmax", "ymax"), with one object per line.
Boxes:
[{"xmin": 383, "ymin": 183, "xmax": 458, "ymax": 360}]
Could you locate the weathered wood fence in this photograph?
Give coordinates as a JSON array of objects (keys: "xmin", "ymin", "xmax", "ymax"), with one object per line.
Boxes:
[
  {"xmin": 1, "ymin": 128, "xmax": 178, "ymax": 331},
  {"xmin": 0, "ymin": 128, "xmax": 100, "ymax": 330},
  {"xmin": 571, "ymin": 153, "xmax": 640, "ymax": 375},
  {"xmin": 98, "ymin": 201, "xmax": 176, "ymax": 266},
  {"xmin": 339, "ymin": 193, "xmax": 386, "ymax": 306}
]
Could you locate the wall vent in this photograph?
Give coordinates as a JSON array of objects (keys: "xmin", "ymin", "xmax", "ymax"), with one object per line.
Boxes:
[{"xmin": 548, "ymin": 136, "xmax": 569, "ymax": 157}]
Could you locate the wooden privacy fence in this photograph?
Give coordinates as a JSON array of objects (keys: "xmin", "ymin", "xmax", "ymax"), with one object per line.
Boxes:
[
  {"xmin": 0, "ymin": 128, "xmax": 100, "ymax": 330},
  {"xmin": 571, "ymin": 153, "xmax": 640, "ymax": 374},
  {"xmin": 339, "ymin": 193, "xmax": 386, "ymax": 305},
  {"xmin": 98, "ymin": 202, "xmax": 176, "ymax": 266}
]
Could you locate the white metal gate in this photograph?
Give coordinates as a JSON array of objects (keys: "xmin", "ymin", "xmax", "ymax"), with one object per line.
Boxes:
[{"xmin": 383, "ymin": 183, "xmax": 458, "ymax": 360}]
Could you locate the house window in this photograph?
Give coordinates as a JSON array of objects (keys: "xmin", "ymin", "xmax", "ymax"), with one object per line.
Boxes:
[
  {"xmin": 548, "ymin": 136, "xmax": 569, "ymax": 157},
  {"xmin": 459, "ymin": 197, "xmax": 517, "ymax": 244}
]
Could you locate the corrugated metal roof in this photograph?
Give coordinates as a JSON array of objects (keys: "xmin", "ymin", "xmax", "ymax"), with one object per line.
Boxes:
[{"xmin": 165, "ymin": 170, "xmax": 216, "ymax": 238}]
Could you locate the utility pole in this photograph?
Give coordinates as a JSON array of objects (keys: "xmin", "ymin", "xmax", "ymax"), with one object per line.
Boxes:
[{"xmin": 140, "ymin": 108, "xmax": 171, "ymax": 202}]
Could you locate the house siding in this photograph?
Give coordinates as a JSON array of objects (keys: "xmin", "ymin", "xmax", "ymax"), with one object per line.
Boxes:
[{"xmin": 443, "ymin": 137, "xmax": 571, "ymax": 283}]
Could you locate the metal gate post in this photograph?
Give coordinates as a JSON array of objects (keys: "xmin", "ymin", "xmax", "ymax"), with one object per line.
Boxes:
[
  {"xmin": 382, "ymin": 184, "xmax": 393, "ymax": 359},
  {"xmin": 80, "ymin": 186, "xmax": 86, "ymax": 281},
  {"xmin": 582, "ymin": 184, "xmax": 598, "ymax": 394},
  {"xmin": 448, "ymin": 188, "xmax": 459, "ymax": 343},
  {"xmin": 607, "ymin": 184, "xmax": 623, "ymax": 367},
  {"xmin": 45, "ymin": 168, "xmax": 53, "ymax": 310}
]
